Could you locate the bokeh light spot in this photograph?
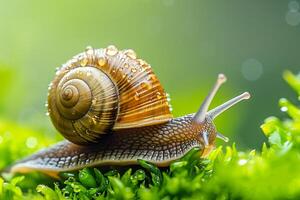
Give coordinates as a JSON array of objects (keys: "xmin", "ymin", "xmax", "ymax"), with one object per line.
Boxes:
[
  {"xmin": 286, "ymin": 11, "xmax": 300, "ymax": 26},
  {"xmin": 288, "ymin": 1, "xmax": 300, "ymax": 12},
  {"xmin": 241, "ymin": 58, "xmax": 263, "ymax": 81},
  {"xmin": 26, "ymin": 136, "xmax": 38, "ymax": 148},
  {"xmin": 238, "ymin": 159, "xmax": 248, "ymax": 166},
  {"xmin": 281, "ymin": 106, "xmax": 288, "ymax": 112}
]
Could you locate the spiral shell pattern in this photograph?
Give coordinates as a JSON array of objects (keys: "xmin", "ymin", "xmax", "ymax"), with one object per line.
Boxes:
[{"xmin": 47, "ymin": 45, "xmax": 172, "ymax": 145}]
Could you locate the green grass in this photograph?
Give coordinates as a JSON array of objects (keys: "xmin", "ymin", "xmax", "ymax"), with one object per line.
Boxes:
[{"xmin": 2, "ymin": 71, "xmax": 300, "ymax": 199}]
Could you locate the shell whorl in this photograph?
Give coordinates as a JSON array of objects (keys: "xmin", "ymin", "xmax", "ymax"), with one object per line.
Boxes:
[
  {"xmin": 49, "ymin": 65, "xmax": 119, "ymax": 144},
  {"xmin": 47, "ymin": 45, "xmax": 173, "ymax": 145}
]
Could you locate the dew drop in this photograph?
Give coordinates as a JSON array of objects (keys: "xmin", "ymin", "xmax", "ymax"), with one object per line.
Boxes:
[
  {"xmin": 80, "ymin": 58, "xmax": 88, "ymax": 66},
  {"xmin": 281, "ymin": 106, "xmax": 288, "ymax": 112},
  {"xmin": 167, "ymin": 95, "xmax": 171, "ymax": 102},
  {"xmin": 127, "ymin": 75, "xmax": 133, "ymax": 83},
  {"xmin": 125, "ymin": 49, "xmax": 137, "ymax": 59},
  {"xmin": 140, "ymin": 81, "xmax": 152, "ymax": 90},
  {"xmin": 238, "ymin": 159, "xmax": 248, "ymax": 166},
  {"xmin": 131, "ymin": 67, "xmax": 137, "ymax": 73},
  {"xmin": 92, "ymin": 116, "xmax": 99, "ymax": 124},
  {"xmin": 138, "ymin": 59, "xmax": 146, "ymax": 66},
  {"xmin": 148, "ymin": 74, "xmax": 157, "ymax": 82},
  {"xmin": 138, "ymin": 67, "xmax": 144, "ymax": 72},
  {"xmin": 156, "ymin": 92, "xmax": 162, "ymax": 99},
  {"xmin": 45, "ymin": 103, "xmax": 48, "ymax": 107},
  {"xmin": 85, "ymin": 46, "xmax": 94, "ymax": 55},
  {"xmin": 98, "ymin": 57, "xmax": 107, "ymax": 67},
  {"xmin": 134, "ymin": 92, "xmax": 140, "ymax": 100},
  {"xmin": 46, "ymin": 112, "xmax": 50, "ymax": 116},
  {"xmin": 106, "ymin": 45, "xmax": 118, "ymax": 56},
  {"xmin": 26, "ymin": 137, "xmax": 38, "ymax": 148}
]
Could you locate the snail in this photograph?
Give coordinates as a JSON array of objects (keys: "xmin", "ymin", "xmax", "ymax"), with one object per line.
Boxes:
[{"xmin": 10, "ymin": 45, "xmax": 250, "ymax": 178}]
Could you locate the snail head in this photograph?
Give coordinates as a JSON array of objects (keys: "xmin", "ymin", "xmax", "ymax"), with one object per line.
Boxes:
[{"xmin": 192, "ymin": 74, "xmax": 251, "ymax": 149}]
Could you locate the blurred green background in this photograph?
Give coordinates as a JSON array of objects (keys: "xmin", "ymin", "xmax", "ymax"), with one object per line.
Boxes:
[{"xmin": 0, "ymin": 0, "xmax": 299, "ymax": 149}]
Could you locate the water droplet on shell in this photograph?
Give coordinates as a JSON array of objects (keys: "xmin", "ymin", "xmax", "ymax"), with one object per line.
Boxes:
[
  {"xmin": 148, "ymin": 74, "xmax": 156, "ymax": 82},
  {"xmin": 98, "ymin": 57, "xmax": 107, "ymax": 66},
  {"xmin": 131, "ymin": 67, "xmax": 137, "ymax": 73},
  {"xmin": 138, "ymin": 59, "xmax": 146, "ymax": 66},
  {"xmin": 85, "ymin": 46, "xmax": 93, "ymax": 55},
  {"xmin": 125, "ymin": 49, "xmax": 137, "ymax": 59},
  {"xmin": 140, "ymin": 81, "xmax": 152, "ymax": 90},
  {"xmin": 134, "ymin": 92, "xmax": 140, "ymax": 100},
  {"xmin": 156, "ymin": 92, "xmax": 162, "ymax": 99},
  {"xmin": 80, "ymin": 58, "xmax": 88, "ymax": 66},
  {"xmin": 106, "ymin": 45, "xmax": 118, "ymax": 56}
]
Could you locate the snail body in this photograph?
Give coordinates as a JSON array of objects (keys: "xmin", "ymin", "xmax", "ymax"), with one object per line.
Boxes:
[{"xmin": 11, "ymin": 45, "xmax": 250, "ymax": 177}]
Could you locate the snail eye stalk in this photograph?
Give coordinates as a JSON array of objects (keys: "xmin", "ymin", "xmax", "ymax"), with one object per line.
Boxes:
[
  {"xmin": 202, "ymin": 132, "xmax": 209, "ymax": 146},
  {"xmin": 207, "ymin": 92, "xmax": 251, "ymax": 119},
  {"xmin": 216, "ymin": 132, "xmax": 229, "ymax": 142},
  {"xmin": 193, "ymin": 74, "xmax": 227, "ymax": 124}
]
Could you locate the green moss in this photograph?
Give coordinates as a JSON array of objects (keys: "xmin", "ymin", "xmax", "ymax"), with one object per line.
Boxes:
[{"xmin": 2, "ymin": 71, "xmax": 300, "ymax": 199}]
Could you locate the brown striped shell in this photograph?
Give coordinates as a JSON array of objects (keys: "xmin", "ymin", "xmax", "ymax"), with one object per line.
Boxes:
[{"xmin": 47, "ymin": 45, "xmax": 173, "ymax": 145}]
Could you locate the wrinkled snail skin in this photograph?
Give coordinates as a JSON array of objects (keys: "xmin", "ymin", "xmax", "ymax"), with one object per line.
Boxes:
[
  {"xmin": 10, "ymin": 114, "xmax": 216, "ymax": 176},
  {"xmin": 10, "ymin": 45, "xmax": 251, "ymax": 178}
]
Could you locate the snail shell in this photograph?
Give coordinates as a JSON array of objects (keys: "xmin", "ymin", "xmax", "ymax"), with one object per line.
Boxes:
[{"xmin": 48, "ymin": 45, "xmax": 172, "ymax": 144}]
